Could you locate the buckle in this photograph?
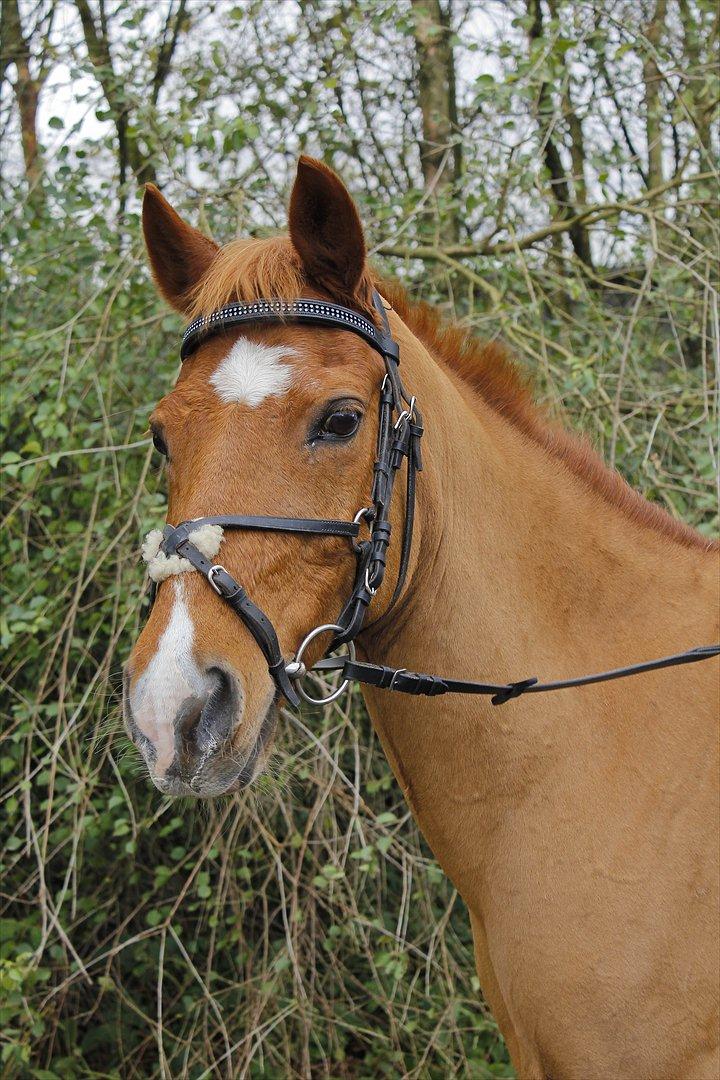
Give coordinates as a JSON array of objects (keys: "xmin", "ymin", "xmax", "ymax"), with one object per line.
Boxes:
[
  {"xmin": 364, "ymin": 565, "xmax": 379, "ymax": 596},
  {"xmin": 388, "ymin": 667, "xmax": 407, "ymax": 690},
  {"xmin": 207, "ymin": 564, "xmax": 230, "ymax": 596},
  {"xmin": 393, "ymin": 396, "xmax": 416, "ymax": 430},
  {"xmin": 353, "ymin": 506, "xmax": 375, "ymax": 526}
]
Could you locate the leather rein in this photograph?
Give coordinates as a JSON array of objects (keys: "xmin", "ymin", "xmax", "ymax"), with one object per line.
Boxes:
[{"xmin": 151, "ymin": 290, "xmax": 719, "ymax": 711}]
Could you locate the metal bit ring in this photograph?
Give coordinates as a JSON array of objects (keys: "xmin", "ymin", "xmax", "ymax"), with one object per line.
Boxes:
[{"xmin": 287, "ymin": 623, "xmax": 356, "ymax": 705}]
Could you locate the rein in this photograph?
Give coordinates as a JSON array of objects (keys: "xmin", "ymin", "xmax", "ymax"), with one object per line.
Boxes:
[{"xmin": 151, "ymin": 290, "xmax": 719, "ymax": 711}]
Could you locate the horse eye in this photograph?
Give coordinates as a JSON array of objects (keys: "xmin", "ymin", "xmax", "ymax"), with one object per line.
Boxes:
[
  {"xmin": 151, "ymin": 427, "xmax": 168, "ymax": 457},
  {"xmin": 320, "ymin": 409, "xmax": 362, "ymax": 440}
]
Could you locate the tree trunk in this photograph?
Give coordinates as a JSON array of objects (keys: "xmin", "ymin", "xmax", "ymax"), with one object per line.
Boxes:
[
  {"xmin": 75, "ymin": 0, "xmax": 155, "ymax": 191},
  {"xmin": 678, "ymin": 0, "xmax": 716, "ymax": 170},
  {"xmin": 75, "ymin": 0, "xmax": 187, "ymax": 197},
  {"xmin": 527, "ymin": 0, "xmax": 592, "ymax": 267},
  {"xmin": 546, "ymin": 0, "xmax": 589, "ymax": 212},
  {"xmin": 412, "ymin": 0, "xmax": 461, "ymax": 244},
  {"xmin": 643, "ymin": 0, "xmax": 668, "ymax": 191},
  {"xmin": 1, "ymin": 0, "xmax": 44, "ymax": 199}
]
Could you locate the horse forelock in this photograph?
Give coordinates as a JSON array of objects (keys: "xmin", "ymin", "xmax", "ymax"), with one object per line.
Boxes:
[{"xmin": 187, "ymin": 235, "xmax": 377, "ymax": 321}]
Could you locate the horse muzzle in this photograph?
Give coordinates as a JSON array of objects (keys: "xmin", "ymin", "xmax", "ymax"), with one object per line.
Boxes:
[{"xmin": 123, "ymin": 662, "xmax": 276, "ymax": 797}]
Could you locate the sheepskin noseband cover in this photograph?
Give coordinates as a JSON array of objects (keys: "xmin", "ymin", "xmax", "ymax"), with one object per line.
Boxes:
[{"xmin": 141, "ymin": 524, "xmax": 224, "ymax": 583}]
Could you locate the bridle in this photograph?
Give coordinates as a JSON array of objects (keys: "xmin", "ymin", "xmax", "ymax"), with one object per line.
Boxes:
[
  {"xmin": 151, "ymin": 289, "xmax": 719, "ymax": 711},
  {"xmin": 159, "ymin": 292, "xmax": 420, "ymax": 709}
]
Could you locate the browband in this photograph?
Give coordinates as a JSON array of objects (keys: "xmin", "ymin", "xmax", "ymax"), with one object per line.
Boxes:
[{"xmin": 181, "ymin": 298, "xmax": 400, "ymax": 362}]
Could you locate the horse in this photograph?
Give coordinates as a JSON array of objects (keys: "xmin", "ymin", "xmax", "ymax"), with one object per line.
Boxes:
[{"xmin": 123, "ymin": 156, "xmax": 719, "ymax": 1079}]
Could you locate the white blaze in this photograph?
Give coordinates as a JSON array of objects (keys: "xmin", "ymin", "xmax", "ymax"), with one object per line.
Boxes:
[
  {"xmin": 210, "ymin": 339, "xmax": 296, "ymax": 407},
  {"xmin": 130, "ymin": 580, "xmax": 207, "ymax": 777}
]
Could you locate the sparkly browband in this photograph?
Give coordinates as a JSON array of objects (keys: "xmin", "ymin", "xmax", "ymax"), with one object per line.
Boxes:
[{"xmin": 180, "ymin": 298, "xmax": 399, "ymax": 362}]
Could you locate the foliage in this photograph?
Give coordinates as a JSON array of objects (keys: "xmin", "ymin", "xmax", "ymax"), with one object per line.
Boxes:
[{"xmin": 1, "ymin": 0, "xmax": 717, "ymax": 1076}]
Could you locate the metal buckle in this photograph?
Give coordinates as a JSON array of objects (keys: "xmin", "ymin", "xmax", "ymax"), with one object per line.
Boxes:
[
  {"xmin": 207, "ymin": 564, "xmax": 228, "ymax": 596},
  {"xmin": 388, "ymin": 668, "xmax": 407, "ymax": 690},
  {"xmin": 352, "ymin": 507, "xmax": 375, "ymax": 555},
  {"xmin": 285, "ymin": 623, "xmax": 357, "ymax": 706},
  {"xmin": 393, "ymin": 396, "xmax": 416, "ymax": 431},
  {"xmin": 353, "ymin": 506, "xmax": 374, "ymax": 526},
  {"xmin": 364, "ymin": 565, "xmax": 379, "ymax": 596}
]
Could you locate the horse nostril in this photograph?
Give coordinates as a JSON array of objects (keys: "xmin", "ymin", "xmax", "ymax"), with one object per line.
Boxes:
[
  {"xmin": 177, "ymin": 701, "xmax": 204, "ymax": 747},
  {"xmin": 177, "ymin": 668, "xmax": 238, "ymax": 757},
  {"xmin": 202, "ymin": 667, "xmax": 236, "ymax": 738}
]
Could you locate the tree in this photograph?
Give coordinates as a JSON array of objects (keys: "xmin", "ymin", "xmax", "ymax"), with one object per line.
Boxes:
[
  {"xmin": 527, "ymin": 0, "xmax": 593, "ymax": 267},
  {"xmin": 74, "ymin": 0, "xmax": 189, "ymax": 206},
  {"xmin": 642, "ymin": 0, "xmax": 668, "ymax": 192},
  {"xmin": 412, "ymin": 0, "xmax": 461, "ymax": 243},
  {"xmin": 0, "ymin": 0, "xmax": 54, "ymax": 208}
]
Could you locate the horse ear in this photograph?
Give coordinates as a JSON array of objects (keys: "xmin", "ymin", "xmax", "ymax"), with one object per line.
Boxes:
[
  {"xmin": 289, "ymin": 156, "xmax": 367, "ymax": 304},
  {"xmin": 142, "ymin": 184, "xmax": 219, "ymax": 314}
]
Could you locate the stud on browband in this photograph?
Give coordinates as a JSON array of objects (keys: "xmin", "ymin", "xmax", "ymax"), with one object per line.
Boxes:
[
  {"xmin": 180, "ymin": 296, "xmax": 398, "ymax": 362},
  {"xmin": 141, "ymin": 524, "xmax": 224, "ymax": 583}
]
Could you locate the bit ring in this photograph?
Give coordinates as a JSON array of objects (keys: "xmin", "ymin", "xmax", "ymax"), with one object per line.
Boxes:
[{"xmin": 287, "ymin": 623, "xmax": 356, "ymax": 705}]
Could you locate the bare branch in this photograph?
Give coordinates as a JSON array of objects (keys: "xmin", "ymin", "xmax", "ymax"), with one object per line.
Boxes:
[{"xmin": 377, "ymin": 169, "xmax": 714, "ymax": 261}]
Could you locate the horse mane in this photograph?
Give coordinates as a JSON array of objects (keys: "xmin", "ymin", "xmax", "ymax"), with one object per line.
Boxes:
[{"xmin": 188, "ymin": 236, "xmax": 716, "ymax": 553}]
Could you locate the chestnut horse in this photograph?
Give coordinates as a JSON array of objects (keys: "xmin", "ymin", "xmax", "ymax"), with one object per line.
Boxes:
[{"xmin": 124, "ymin": 158, "xmax": 719, "ymax": 1079}]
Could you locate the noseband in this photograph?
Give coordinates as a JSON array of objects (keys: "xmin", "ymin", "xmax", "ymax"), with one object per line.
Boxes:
[{"xmin": 150, "ymin": 290, "xmax": 718, "ymax": 711}]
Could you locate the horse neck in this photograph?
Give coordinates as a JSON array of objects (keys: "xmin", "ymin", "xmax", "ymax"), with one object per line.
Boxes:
[{"xmin": 361, "ymin": 325, "xmax": 717, "ymax": 900}]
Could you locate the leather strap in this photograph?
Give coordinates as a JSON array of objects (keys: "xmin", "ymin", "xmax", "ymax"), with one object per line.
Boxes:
[
  {"xmin": 324, "ymin": 645, "xmax": 719, "ymax": 705},
  {"xmin": 373, "ymin": 415, "xmax": 423, "ymax": 624},
  {"xmin": 169, "ymin": 515, "xmax": 359, "ymax": 545},
  {"xmin": 173, "ymin": 538, "xmax": 301, "ymax": 708},
  {"xmin": 181, "ymin": 298, "xmax": 399, "ymax": 362}
]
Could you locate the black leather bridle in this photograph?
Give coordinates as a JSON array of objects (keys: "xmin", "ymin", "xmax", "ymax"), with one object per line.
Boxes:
[{"xmin": 152, "ymin": 290, "xmax": 719, "ymax": 711}]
